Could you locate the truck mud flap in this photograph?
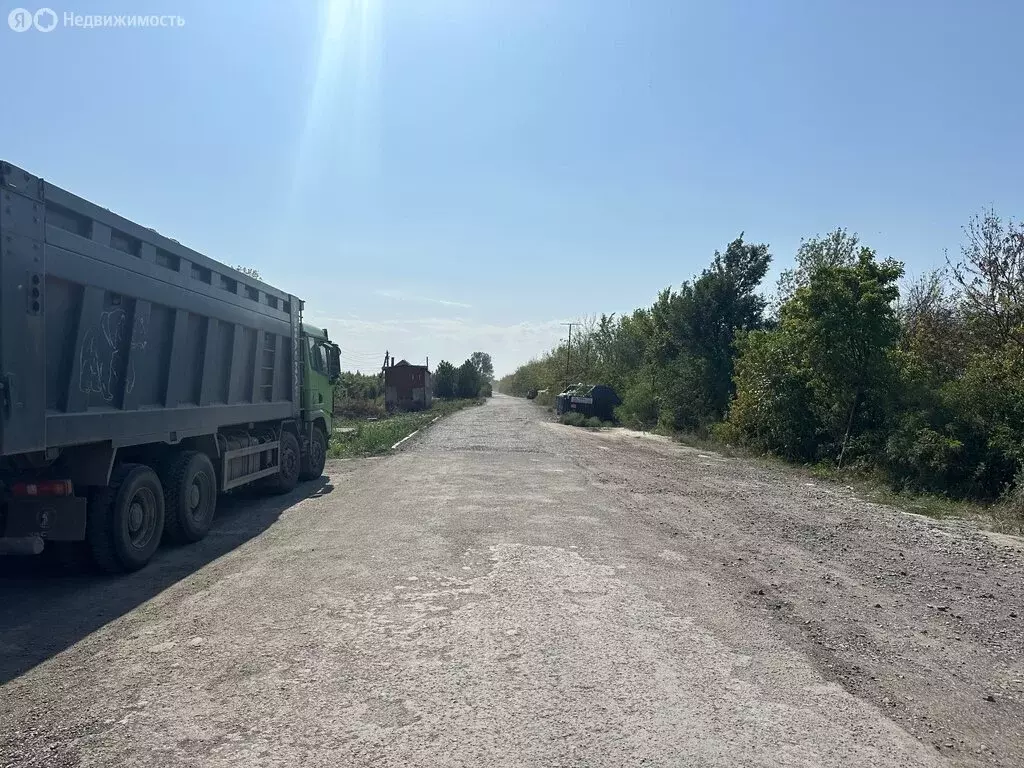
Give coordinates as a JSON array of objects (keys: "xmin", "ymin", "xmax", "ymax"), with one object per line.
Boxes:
[{"xmin": 2, "ymin": 497, "xmax": 87, "ymax": 541}]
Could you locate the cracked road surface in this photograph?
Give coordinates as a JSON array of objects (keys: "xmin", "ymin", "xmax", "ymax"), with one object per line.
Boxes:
[{"xmin": 2, "ymin": 394, "xmax": 1022, "ymax": 767}]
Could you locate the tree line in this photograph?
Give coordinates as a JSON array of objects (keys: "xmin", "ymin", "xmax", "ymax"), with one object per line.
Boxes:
[
  {"xmin": 498, "ymin": 212, "xmax": 1024, "ymax": 503},
  {"xmin": 434, "ymin": 352, "xmax": 494, "ymax": 399},
  {"xmin": 334, "ymin": 352, "xmax": 494, "ymax": 416}
]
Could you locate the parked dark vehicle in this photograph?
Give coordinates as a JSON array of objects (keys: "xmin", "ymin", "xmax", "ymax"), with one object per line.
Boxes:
[
  {"xmin": 0, "ymin": 161, "xmax": 342, "ymax": 572},
  {"xmin": 526, "ymin": 389, "xmax": 538, "ymax": 400},
  {"xmin": 555, "ymin": 383, "xmax": 621, "ymax": 421}
]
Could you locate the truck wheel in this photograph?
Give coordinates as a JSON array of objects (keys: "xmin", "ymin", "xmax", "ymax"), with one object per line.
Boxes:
[
  {"xmin": 300, "ymin": 427, "xmax": 327, "ymax": 480},
  {"xmin": 161, "ymin": 451, "xmax": 217, "ymax": 544},
  {"xmin": 269, "ymin": 431, "xmax": 301, "ymax": 494},
  {"xmin": 87, "ymin": 464, "xmax": 165, "ymax": 573}
]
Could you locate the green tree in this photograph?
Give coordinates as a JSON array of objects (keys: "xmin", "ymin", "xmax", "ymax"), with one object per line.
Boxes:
[
  {"xmin": 876, "ymin": 212, "xmax": 1024, "ymax": 498},
  {"xmin": 784, "ymin": 249, "xmax": 903, "ymax": 463},
  {"xmin": 949, "ymin": 209, "xmax": 1024, "ymax": 348},
  {"xmin": 725, "ymin": 327, "xmax": 817, "ymax": 460},
  {"xmin": 456, "ymin": 359, "xmax": 481, "ymax": 398},
  {"xmin": 644, "ymin": 235, "xmax": 772, "ymax": 427},
  {"xmin": 433, "ymin": 361, "xmax": 457, "ymax": 398},
  {"xmin": 333, "ymin": 370, "xmax": 385, "ymax": 418},
  {"xmin": 469, "ymin": 352, "xmax": 494, "ymax": 381},
  {"xmin": 897, "ymin": 269, "xmax": 966, "ymax": 379},
  {"xmin": 337, "ymin": 371, "xmax": 381, "ymax": 400},
  {"xmin": 728, "ymin": 245, "xmax": 903, "ymax": 465},
  {"xmin": 775, "ymin": 229, "xmax": 860, "ymax": 310}
]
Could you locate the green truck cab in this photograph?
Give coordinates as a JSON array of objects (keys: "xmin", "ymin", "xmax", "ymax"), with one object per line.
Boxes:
[{"xmin": 300, "ymin": 323, "xmax": 341, "ymax": 475}]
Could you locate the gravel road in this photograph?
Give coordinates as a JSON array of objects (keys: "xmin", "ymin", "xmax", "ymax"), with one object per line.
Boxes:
[{"xmin": 1, "ymin": 394, "xmax": 1022, "ymax": 767}]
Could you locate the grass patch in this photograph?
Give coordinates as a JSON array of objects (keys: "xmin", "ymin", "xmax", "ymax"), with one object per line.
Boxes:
[
  {"xmin": 671, "ymin": 429, "xmax": 745, "ymax": 458},
  {"xmin": 667, "ymin": 430, "xmax": 1023, "ymax": 534},
  {"xmin": 328, "ymin": 398, "xmax": 481, "ymax": 458},
  {"xmin": 559, "ymin": 412, "xmax": 614, "ymax": 429},
  {"xmin": 805, "ymin": 460, "xmax": 1022, "ymax": 528},
  {"xmin": 863, "ymin": 486, "xmax": 985, "ymax": 521}
]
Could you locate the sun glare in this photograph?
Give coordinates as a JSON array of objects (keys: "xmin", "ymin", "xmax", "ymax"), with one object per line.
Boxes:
[{"xmin": 290, "ymin": 0, "xmax": 383, "ymax": 205}]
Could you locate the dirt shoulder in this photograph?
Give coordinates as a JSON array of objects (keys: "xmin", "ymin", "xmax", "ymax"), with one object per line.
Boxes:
[{"xmin": 555, "ymin": 423, "xmax": 1024, "ymax": 767}]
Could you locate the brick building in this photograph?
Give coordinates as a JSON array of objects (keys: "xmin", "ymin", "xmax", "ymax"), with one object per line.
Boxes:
[{"xmin": 384, "ymin": 359, "xmax": 432, "ymax": 411}]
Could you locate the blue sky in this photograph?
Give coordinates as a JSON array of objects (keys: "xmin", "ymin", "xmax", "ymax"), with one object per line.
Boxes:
[{"xmin": 3, "ymin": 0, "xmax": 1022, "ymax": 376}]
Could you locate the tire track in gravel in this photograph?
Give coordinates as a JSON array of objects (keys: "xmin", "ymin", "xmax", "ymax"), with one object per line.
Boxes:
[{"xmin": 551, "ymin": 423, "xmax": 1024, "ymax": 767}]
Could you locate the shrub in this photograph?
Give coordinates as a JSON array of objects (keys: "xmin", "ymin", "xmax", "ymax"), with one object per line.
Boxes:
[
  {"xmin": 883, "ymin": 415, "xmax": 965, "ymax": 492},
  {"xmin": 334, "ymin": 397, "xmax": 385, "ymax": 420},
  {"xmin": 996, "ymin": 465, "xmax": 1024, "ymax": 532},
  {"xmin": 940, "ymin": 346, "xmax": 1024, "ymax": 497},
  {"xmin": 655, "ymin": 356, "xmax": 713, "ymax": 433},
  {"xmin": 560, "ymin": 412, "xmax": 587, "ymax": 427},
  {"xmin": 616, "ymin": 378, "xmax": 658, "ymax": 430},
  {"xmin": 727, "ymin": 329, "xmax": 818, "ymax": 460}
]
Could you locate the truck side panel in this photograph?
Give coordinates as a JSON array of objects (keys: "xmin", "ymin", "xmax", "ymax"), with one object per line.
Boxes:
[
  {"xmin": 0, "ymin": 161, "xmax": 302, "ymax": 457},
  {"xmin": 0, "ymin": 168, "xmax": 46, "ymax": 455}
]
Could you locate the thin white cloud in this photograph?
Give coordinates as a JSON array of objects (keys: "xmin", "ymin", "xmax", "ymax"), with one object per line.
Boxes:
[
  {"xmin": 373, "ymin": 288, "xmax": 472, "ymax": 309},
  {"xmin": 304, "ymin": 312, "xmax": 566, "ymax": 375}
]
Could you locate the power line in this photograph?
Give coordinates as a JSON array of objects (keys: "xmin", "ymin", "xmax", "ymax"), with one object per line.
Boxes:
[{"xmin": 337, "ymin": 349, "xmax": 383, "ymax": 361}]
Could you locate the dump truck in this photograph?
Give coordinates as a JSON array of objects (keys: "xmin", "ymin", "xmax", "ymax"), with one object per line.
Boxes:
[{"xmin": 0, "ymin": 161, "xmax": 341, "ymax": 572}]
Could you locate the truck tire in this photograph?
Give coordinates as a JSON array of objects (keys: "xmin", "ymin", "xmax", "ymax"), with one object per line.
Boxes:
[
  {"xmin": 87, "ymin": 464, "xmax": 165, "ymax": 573},
  {"xmin": 161, "ymin": 451, "xmax": 217, "ymax": 544},
  {"xmin": 300, "ymin": 426, "xmax": 327, "ymax": 481},
  {"xmin": 269, "ymin": 430, "xmax": 301, "ymax": 494}
]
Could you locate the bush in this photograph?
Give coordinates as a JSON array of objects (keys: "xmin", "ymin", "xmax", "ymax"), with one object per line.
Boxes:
[
  {"xmin": 655, "ymin": 356, "xmax": 712, "ymax": 433},
  {"xmin": 883, "ymin": 415, "xmax": 965, "ymax": 492},
  {"xmin": 939, "ymin": 347, "xmax": 1024, "ymax": 497},
  {"xmin": 995, "ymin": 465, "xmax": 1024, "ymax": 532},
  {"xmin": 727, "ymin": 329, "xmax": 818, "ymax": 460},
  {"xmin": 557, "ymin": 412, "xmax": 608, "ymax": 429},
  {"xmin": 879, "ymin": 343, "xmax": 1024, "ymax": 499},
  {"xmin": 616, "ymin": 378, "xmax": 658, "ymax": 430},
  {"xmin": 334, "ymin": 396, "xmax": 386, "ymax": 420}
]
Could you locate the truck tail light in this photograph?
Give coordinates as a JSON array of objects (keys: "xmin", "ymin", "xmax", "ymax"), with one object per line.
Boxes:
[{"xmin": 10, "ymin": 479, "xmax": 74, "ymax": 497}]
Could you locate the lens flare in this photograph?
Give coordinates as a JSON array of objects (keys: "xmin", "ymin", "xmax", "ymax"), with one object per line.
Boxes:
[{"xmin": 290, "ymin": 0, "xmax": 382, "ymax": 206}]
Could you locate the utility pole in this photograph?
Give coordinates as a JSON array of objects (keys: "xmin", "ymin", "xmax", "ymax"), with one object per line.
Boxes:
[{"xmin": 562, "ymin": 322, "xmax": 576, "ymax": 388}]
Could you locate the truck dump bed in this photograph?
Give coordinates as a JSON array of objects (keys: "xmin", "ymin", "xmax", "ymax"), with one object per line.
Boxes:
[{"xmin": 0, "ymin": 161, "xmax": 302, "ymax": 457}]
